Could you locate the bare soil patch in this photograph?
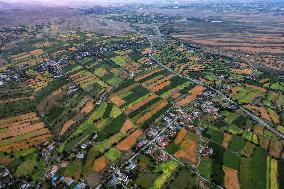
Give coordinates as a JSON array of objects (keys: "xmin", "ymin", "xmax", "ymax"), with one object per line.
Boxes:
[
  {"xmin": 124, "ymin": 94, "xmax": 156, "ymax": 115},
  {"xmin": 116, "ymin": 130, "xmax": 143, "ymax": 151},
  {"xmin": 81, "ymin": 99, "xmax": 94, "ymax": 114},
  {"xmin": 92, "ymin": 156, "xmax": 108, "ymax": 172},
  {"xmin": 223, "ymin": 166, "xmax": 241, "ymax": 189},
  {"xmin": 120, "ymin": 119, "xmax": 135, "ymax": 134},
  {"xmin": 174, "ymin": 136, "xmax": 198, "ymax": 165},
  {"xmin": 269, "ymin": 138, "xmax": 283, "ymax": 158},
  {"xmin": 60, "ymin": 119, "xmax": 75, "ymax": 136},
  {"xmin": 223, "ymin": 133, "xmax": 233, "ymax": 149},
  {"xmin": 110, "ymin": 95, "xmax": 125, "ymax": 107},
  {"xmin": 177, "ymin": 85, "xmax": 206, "ymax": 106},
  {"xmin": 174, "ymin": 128, "xmax": 187, "ymax": 144}
]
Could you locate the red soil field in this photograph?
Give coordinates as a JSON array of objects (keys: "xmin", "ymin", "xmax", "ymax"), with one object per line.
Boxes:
[
  {"xmin": 92, "ymin": 156, "xmax": 108, "ymax": 172},
  {"xmin": 124, "ymin": 94, "xmax": 157, "ymax": 115},
  {"xmin": 174, "ymin": 128, "xmax": 187, "ymax": 144},
  {"xmin": 116, "ymin": 129, "xmax": 143, "ymax": 151},
  {"xmin": 177, "ymin": 85, "xmax": 206, "ymax": 106}
]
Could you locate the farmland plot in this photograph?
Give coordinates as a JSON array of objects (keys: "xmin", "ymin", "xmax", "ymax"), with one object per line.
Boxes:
[{"xmin": 0, "ymin": 112, "xmax": 51, "ymax": 152}]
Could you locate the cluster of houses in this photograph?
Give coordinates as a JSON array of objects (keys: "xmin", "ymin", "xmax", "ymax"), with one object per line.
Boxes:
[
  {"xmin": 38, "ymin": 60, "xmax": 65, "ymax": 78},
  {"xmin": 146, "ymin": 145, "xmax": 169, "ymax": 162},
  {"xmin": 0, "ymin": 166, "xmax": 13, "ymax": 189},
  {"xmin": 0, "ymin": 70, "xmax": 26, "ymax": 86},
  {"xmin": 145, "ymin": 106, "xmax": 214, "ymax": 159},
  {"xmin": 41, "ymin": 142, "xmax": 56, "ymax": 159},
  {"xmin": 0, "ymin": 27, "xmax": 27, "ymax": 51},
  {"xmin": 51, "ymin": 175, "xmax": 87, "ymax": 188},
  {"xmin": 71, "ymin": 36, "xmax": 144, "ymax": 61},
  {"xmin": 0, "ymin": 73, "xmax": 7, "ymax": 86},
  {"xmin": 199, "ymin": 145, "xmax": 214, "ymax": 157},
  {"xmin": 108, "ymin": 169, "xmax": 130, "ymax": 187},
  {"xmin": 201, "ymin": 101, "xmax": 219, "ymax": 116},
  {"xmin": 46, "ymin": 135, "xmax": 99, "ymax": 187},
  {"xmin": 49, "ymin": 165, "xmax": 86, "ymax": 189},
  {"xmin": 0, "ymin": 56, "xmax": 66, "ymax": 87}
]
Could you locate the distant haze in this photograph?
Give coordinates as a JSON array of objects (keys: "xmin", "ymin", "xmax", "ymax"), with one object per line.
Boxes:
[
  {"xmin": 1, "ymin": 0, "xmax": 278, "ymax": 7},
  {"xmin": 2, "ymin": 0, "xmax": 157, "ymax": 7}
]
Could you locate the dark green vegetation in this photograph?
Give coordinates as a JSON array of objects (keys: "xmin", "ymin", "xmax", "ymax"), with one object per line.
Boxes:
[
  {"xmin": 7, "ymin": 150, "xmax": 46, "ymax": 182},
  {"xmin": 169, "ymin": 169, "xmax": 199, "ymax": 189},
  {"xmin": 250, "ymin": 148, "xmax": 267, "ymax": 189},
  {"xmin": 0, "ymin": 99, "xmax": 35, "ymax": 118}
]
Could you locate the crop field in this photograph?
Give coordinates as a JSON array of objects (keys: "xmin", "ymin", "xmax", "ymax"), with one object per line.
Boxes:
[
  {"xmin": 0, "ymin": 82, "xmax": 33, "ymax": 104},
  {"xmin": 149, "ymin": 160, "xmax": 179, "ymax": 189},
  {"xmin": 59, "ymin": 119, "xmax": 75, "ymax": 136},
  {"xmin": 59, "ymin": 102, "xmax": 125, "ymax": 152},
  {"xmin": 39, "ymin": 86, "xmax": 89, "ymax": 134},
  {"xmin": 80, "ymin": 99, "xmax": 95, "ymax": 114},
  {"xmin": 62, "ymin": 124, "xmax": 142, "ymax": 180},
  {"xmin": 111, "ymin": 55, "xmax": 129, "ymax": 66},
  {"xmin": 24, "ymin": 72, "xmax": 53, "ymax": 92},
  {"xmin": 0, "ymin": 112, "xmax": 51, "ymax": 152},
  {"xmin": 57, "ymin": 116, "xmax": 141, "ymax": 183},
  {"xmin": 177, "ymin": 85, "xmax": 206, "ymax": 106},
  {"xmin": 93, "ymin": 156, "xmax": 108, "ymax": 172},
  {"xmin": 10, "ymin": 48, "xmax": 49, "ymax": 67},
  {"xmin": 244, "ymin": 105, "xmax": 272, "ymax": 122},
  {"xmin": 154, "ymin": 41, "xmax": 233, "ymax": 78},
  {"xmin": 199, "ymin": 158, "xmax": 212, "ymax": 179},
  {"xmin": 231, "ymin": 68, "xmax": 253, "ymax": 75},
  {"xmin": 135, "ymin": 68, "xmax": 164, "ymax": 82},
  {"xmin": 0, "ymin": 11, "xmax": 283, "ymax": 189},
  {"xmin": 133, "ymin": 154, "xmax": 200, "ymax": 189},
  {"xmin": 136, "ymin": 68, "xmax": 199, "ymax": 103},
  {"xmin": 169, "ymin": 168, "xmax": 199, "ymax": 189},
  {"xmin": 101, "ymin": 72, "xmax": 123, "ymax": 87},
  {"xmin": 174, "ymin": 128, "xmax": 187, "ymax": 144},
  {"xmin": 133, "ymin": 99, "xmax": 169, "ymax": 128},
  {"xmin": 105, "ymin": 147, "xmax": 121, "ymax": 162},
  {"xmin": 96, "ymin": 132, "xmax": 126, "ymax": 153},
  {"xmin": 0, "ymin": 149, "xmax": 47, "ymax": 181},
  {"xmin": 123, "ymin": 94, "xmax": 158, "ymax": 115},
  {"xmin": 174, "ymin": 132, "xmax": 199, "ymax": 165},
  {"xmin": 116, "ymin": 129, "xmax": 143, "ymax": 151},
  {"xmin": 190, "ymin": 86, "xmax": 284, "ymax": 188},
  {"xmin": 231, "ymin": 85, "xmax": 264, "ymax": 104},
  {"xmin": 224, "ymin": 166, "xmax": 241, "ymax": 189},
  {"xmin": 109, "ymin": 80, "xmax": 170, "ymax": 128},
  {"xmin": 207, "ymin": 121, "xmax": 281, "ymax": 188},
  {"xmin": 92, "ymin": 61, "xmax": 124, "ymax": 88},
  {"xmin": 69, "ymin": 69, "xmax": 107, "ymax": 90}
]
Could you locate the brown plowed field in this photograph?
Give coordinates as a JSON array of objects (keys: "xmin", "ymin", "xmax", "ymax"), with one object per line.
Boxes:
[
  {"xmin": 177, "ymin": 85, "xmax": 206, "ymax": 106},
  {"xmin": 116, "ymin": 130, "xmax": 143, "ymax": 151},
  {"xmin": 92, "ymin": 156, "xmax": 108, "ymax": 172},
  {"xmin": 124, "ymin": 94, "xmax": 157, "ymax": 115},
  {"xmin": 223, "ymin": 166, "xmax": 240, "ymax": 189}
]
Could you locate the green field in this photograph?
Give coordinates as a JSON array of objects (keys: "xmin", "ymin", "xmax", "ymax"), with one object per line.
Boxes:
[
  {"xmin": 199, "ymin": 158, "xmax": 212, "ymax": 179},
  {"xmin": 150, "ymin": 160, "xmax": 179, "ymax": 189},
  {"xmin": 105, "ymin": 148, "xmax": 121, "ymax": 162}
]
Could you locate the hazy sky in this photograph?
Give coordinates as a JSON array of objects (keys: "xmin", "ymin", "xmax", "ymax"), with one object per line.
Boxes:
[
  {"xmin": 3, "ymin": 0, "xmax": 155, "ymax": 6},
  {"xmin": 1, "ymin": 0, "xmax": 214, "ymax": 7},
  {"xmin": 2, "ymin": 0, "xmax": 273, "ymax": 7}
]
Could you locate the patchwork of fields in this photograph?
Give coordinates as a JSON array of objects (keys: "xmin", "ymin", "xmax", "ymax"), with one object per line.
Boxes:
[{"xmin": 0, "ymin": 22, "xmax": 283, "ymax": 189}]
